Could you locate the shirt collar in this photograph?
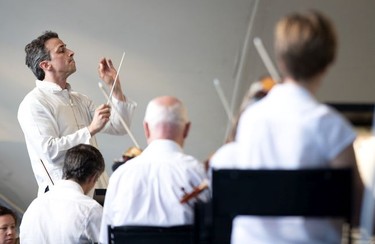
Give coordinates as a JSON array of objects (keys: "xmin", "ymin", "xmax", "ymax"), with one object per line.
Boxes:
[
  {"xmin": 54, "ymin": 179, "xmax": 84, "ymax": 194},
  {"xmin": 144, "ymin": 139, "xmax": 183, "ymax": 154},
  {"xmin": 269, "ymin": 82, "xmax": 315, "ymax": 102},
  {"xmin": 36, "ymin": 80, "xmax": 72, "ymax": 94}
]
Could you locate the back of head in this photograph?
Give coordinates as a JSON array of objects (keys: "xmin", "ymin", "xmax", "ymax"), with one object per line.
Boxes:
[
  {"xmin": 25, "ymin": 31, "xmax": 58, "ymax": 80},
  {"xmin": 63, "ymin": 144, "xmax": 105, "ymax": 184},
  {"xmin": 144, "ymin": 96, "xmax": 189, "ymax": 142},
  {"xmin": 274, "ymin": 10, "xmax": 337, "ymax": 81}
]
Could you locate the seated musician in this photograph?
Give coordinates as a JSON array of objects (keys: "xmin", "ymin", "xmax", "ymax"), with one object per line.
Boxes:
[
  {"xmin": 99, "ymin": 96, "xmax": 210, "ymax": 244},
  {"xmin": 20, "ymin": 144, "xmax": 105, "ymax": 244},
  {"xmin": 210, "ymin": 10, "xmax": 364, "ymax": 243}
]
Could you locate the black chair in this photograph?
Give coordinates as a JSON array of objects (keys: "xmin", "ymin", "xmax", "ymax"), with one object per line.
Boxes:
[
  {"xmin": 108, "ymin": 224, "xmax": 194, "ymax": 244},
  {"xmin": 194, "ymin": 200, "xmax": 213, "ymax": 244},
  {"xmin": 210, "ymin": 168, "xmax": 353, "ymax": 244}
]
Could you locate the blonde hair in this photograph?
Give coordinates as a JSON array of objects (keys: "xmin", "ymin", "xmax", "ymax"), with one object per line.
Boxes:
[{"xmin": 274, "ymin": 10, "xmax": 337, "ymax": 81}]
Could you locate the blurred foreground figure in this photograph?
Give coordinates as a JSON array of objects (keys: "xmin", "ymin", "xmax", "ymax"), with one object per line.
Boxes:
[{"xmin": 210, "ymin": 10, "xmax": 364, "ymax": 243}]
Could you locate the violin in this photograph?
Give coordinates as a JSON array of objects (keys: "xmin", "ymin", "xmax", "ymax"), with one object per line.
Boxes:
[{"xmin": 180, "ymin": 180, "xmax": 209, "ymax": 204}]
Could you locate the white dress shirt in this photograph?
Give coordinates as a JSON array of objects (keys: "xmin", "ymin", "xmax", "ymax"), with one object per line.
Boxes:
[
  {"xmin": 210, "ymin": 82, "xmax": 356, "ymax": 244},
  {"xmin": 99, "ymin": 139, "xmax": 210, "ymax": 244},
  {"xmin": 17, "ymin": 80, "xmax": 136, "ymax": 195},
  {"xmin": 20, "ymin": 180, "xmax": 103, "ymax": 244}
]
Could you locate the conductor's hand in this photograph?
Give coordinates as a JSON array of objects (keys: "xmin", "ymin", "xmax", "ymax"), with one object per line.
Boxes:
[
  {"xmin": 88, "ymin": 104, "xmax": 111, "ymax": 136},
  {"xmin": 98, "ymin": 58, "xmax": 117, "ymax": 85},
  {"xmin": 98, "ymin": 58, "xmax": 125, "ymax": 101}
]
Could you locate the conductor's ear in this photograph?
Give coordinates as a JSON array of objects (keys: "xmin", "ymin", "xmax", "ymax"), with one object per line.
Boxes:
[{"xmin": 39, "ymin": 60, "xmax": 51, "ymax": 71}]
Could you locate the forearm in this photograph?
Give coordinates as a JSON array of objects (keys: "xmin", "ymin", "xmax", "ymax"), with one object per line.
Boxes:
[
  {"xmin": 34, "ymin": 128, "xmax": 91, "ymax": 163},
  {"xmin": 110, "ymin": 84, "xmax": 126, "ymax": 102},
  {"xmin": 102, "ymin": 97, "xmax": 137, "ymax": 135}
]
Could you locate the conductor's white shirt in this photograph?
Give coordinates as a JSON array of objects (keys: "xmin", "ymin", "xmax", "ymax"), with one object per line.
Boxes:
[{"xmin": 17, "ymin": 80, "xmax": 136, "ymax": 195}]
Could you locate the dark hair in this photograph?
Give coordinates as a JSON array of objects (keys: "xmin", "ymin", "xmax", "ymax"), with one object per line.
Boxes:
[
  {"xmin": 274, "ymin": 10, "xmax": 337, "ymax": 81},
  {"xmin": 63, "ymin": 144, "xmax": 105, "ymax": 184},
  {"xmin": 25, "ymin": 31, "xmax": 59, "ymax": 80},
  {"xmin": 0, "ymin": 206, "xmax": 17, "ymax": 225}
]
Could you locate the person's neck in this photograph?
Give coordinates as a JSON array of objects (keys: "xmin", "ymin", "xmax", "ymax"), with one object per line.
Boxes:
[
  {"xmin": 44, "ymin": 74, "xmax": 68, "ymax": 90},
  {"xmin": 284, "ymin": 75, "xmax": 323, "ymax": 96},
  {"xmin": 148, "ymin": 137, "xmax": 184, "ymax": 148},
  {"xmin": 81, "ymin": 183, "xmax": 92, "ymax": 195}
]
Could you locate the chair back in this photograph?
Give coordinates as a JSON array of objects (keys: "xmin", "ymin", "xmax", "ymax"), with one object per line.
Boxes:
[
  {"xmin": 108, "ymin": 224, "xmax": 194, "ymax": 244},
  {"xmin": 210, "ymin": 168, "xmax": 353, "ymax": 244}
]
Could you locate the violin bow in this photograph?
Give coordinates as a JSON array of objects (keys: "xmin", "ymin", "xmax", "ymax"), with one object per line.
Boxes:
[
  {"xmin": 253, "ymin": 37, "xmax": 281, "ymax": 83},
  {"xmin": 98, "ymin": 82, "xmax": 140, "ymax": 149},
  {"xmin": 40, "ymin": 159, "xmax": 54, "ymax": 186},
  {"xmin": 180, "ymin": 180, "xmax": 209, "ymax": 204}
]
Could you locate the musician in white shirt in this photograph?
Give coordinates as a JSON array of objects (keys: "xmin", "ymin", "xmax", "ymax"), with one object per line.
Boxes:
[
  {"xmin": 210, "ymin": 10, "xmax": 364, "ymax": 243},
  {"xmin": 20, "ymin": 144, "xmax": 105, "ymax": 243},
  {"xmin": 99, "ymin": 96, "xmax": 209, "ymax": 244}
]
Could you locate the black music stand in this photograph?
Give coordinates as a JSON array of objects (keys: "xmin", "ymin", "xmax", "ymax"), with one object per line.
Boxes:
[
  {"xmin": 93, "ymin": 188, "xmax": 106, "ymax": 206},
  {"xmin": 107, "ymin": 224, "xmax": 194, "ymax": 244}
]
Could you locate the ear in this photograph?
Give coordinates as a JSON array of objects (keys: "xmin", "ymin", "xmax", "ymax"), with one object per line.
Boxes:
[
  {"xmin": 143, "ymin": 121, "xmax": 150, "ymax": 139},
  {"xmin": 39, "ymin": 60, "xmax": 51, "ymax": 71},
  {"xmin": 183, "ymin": 122, "xmax": 191, "ymax": 139}
]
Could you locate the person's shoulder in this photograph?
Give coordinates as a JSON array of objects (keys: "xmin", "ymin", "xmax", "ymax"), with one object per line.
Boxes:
[
  {"xmin": 309, "ymin": 104, "xmax": 356, "ymax": 149},
  {"xmin": 315, "ymin": 103, "xmax": 353, "ymax": 128},
  {"xmin": 178, "ymin": 154, "xmax": 208, "ymax": 177},
  {"xmin": 210, "ymin": 142, "xmax": 239, "ymax": 169},
  {"xmin": 19, "ymin": 87, "xmax": 59, "ymax": 115},
  {"xmin": 108, "ymin": 155, "xmax": 143, "ymax": 183},
  {"xmin": 22, "ymin": 194, "xmax": 45, "ymax": 218},
  {"xmin": 19, "ymin": 86, "xmax": 41, "ymax": 104},
  {"xmin": 239, "ymin": 95, "xmax": 269, "ymax": 122},
  {"xmin": 78, "ymin": 194, "xmax": 104, "ymax": 211},
  {"xmin": 175, "ymin": 151, "xmax": 201, "ymax": 165}
]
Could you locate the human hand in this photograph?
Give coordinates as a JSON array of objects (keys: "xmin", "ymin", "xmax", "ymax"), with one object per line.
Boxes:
[
  {"xmin": 88, "ymin": 104, "xmax": 111, "ymax": 136},
  {"xmin": 98, "ymin": 58, "xmax": 117, "ymax": 86},
  {"xmin": 98, "ymin": 58, "xmax": 125, "ymax": 101}
]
